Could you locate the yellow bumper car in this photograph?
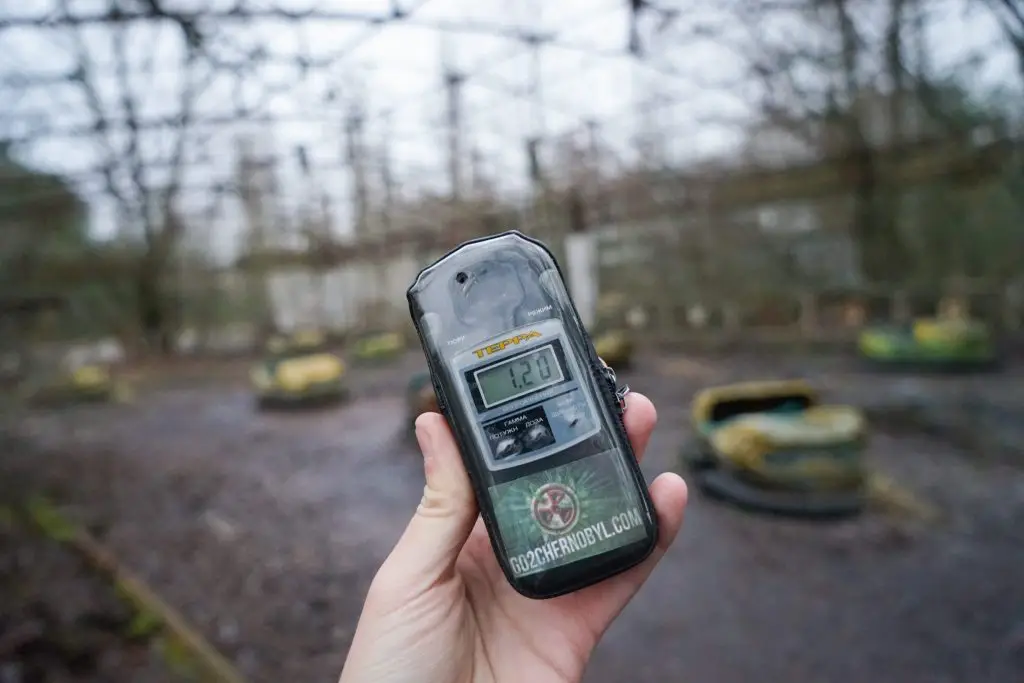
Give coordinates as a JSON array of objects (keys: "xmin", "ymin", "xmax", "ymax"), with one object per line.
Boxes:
[
  {"xmin": 589, "ymin": 292, "xmax": 635, "ymax": 370},
  {"xmin": 252, "ymin": 330, "xmax": 347, "ymax": 409},
  {"xmin": 24, "ymin": 361, "xmax": 128, "ymax": 408},
  {"xmin": 682, "ymin": 379, "xmax": 868, "ymax": 518},
  {"xmin": 592, "ymin": 328, "xmax": 633, "ymax": 370},
  {"xmin": 858, "ymin": 317, "xmax": 999, "ymax": 371},
  {"xmin": 3, "ymin": 295, "xmax": 130, "ymax": 408}
]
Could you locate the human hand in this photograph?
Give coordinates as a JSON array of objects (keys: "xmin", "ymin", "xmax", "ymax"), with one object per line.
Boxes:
[{"xmin": 339, "ymin": 392, "xmax": 688, "ymax": 683}]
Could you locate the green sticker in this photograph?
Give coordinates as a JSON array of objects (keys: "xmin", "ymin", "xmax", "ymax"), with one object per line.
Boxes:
[{"xmin": 489, "ymin": 450, "xmax": 648, "ymax": 577}]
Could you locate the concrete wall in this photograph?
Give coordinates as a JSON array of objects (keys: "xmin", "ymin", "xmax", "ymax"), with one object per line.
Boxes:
[
  {"xmin": 265, "ymin": 251, "xmax": 424, "ymax": 332},
  {"xmin": 261, "ymin": 237, "xmax": 601, "ymax": 334}
]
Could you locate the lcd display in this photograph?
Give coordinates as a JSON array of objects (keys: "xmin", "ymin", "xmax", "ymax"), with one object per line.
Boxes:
[{"xmin": 474, "ymin": 344, "xmax": 564, "ymax": 408}]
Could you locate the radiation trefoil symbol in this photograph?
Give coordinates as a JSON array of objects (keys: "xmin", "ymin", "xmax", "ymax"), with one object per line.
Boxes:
[{"xmin": 531, "ymin": 483, "xmax": 580, "ymax": 535}]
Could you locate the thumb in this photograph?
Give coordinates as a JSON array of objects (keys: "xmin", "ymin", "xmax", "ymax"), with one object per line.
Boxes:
[{"xmin": 380, "ymin": 412, "xmax": 478, "ymax": 590}]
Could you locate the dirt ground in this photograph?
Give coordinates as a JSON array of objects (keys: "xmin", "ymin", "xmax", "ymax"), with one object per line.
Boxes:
[
  {"xmin": 0, "ymin": 494, "xmax": 178, "ymax": 682},
  {"xmin": 3, "ymin": 350, "xmax": 1024, "ymax": 683}
]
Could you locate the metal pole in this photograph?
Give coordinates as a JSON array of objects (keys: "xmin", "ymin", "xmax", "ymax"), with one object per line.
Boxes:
[{"xmin": 445, "ymin": 70, "xmax": 464, "ymax": 200}]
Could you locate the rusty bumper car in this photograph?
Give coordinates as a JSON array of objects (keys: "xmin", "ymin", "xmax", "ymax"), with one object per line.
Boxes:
[{"xmin": 682, "ymin": 379, "xmax": 868, "ymax": 518}]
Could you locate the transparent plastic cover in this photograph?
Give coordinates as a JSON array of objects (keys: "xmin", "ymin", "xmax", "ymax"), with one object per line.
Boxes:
[{"xmin": 407, "ymin": 231, "xmax": 656, "ymax": 589}]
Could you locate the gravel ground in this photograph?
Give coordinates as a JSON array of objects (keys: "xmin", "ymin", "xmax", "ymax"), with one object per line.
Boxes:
[{"xmin": 3, "ymin": 349, "xmax": 1023, "ymax": 683}]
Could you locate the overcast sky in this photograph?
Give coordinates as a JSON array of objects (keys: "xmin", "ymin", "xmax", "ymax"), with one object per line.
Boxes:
[{"xmin": 0, "ymin": 0, "xmax": 1019, "ymax": 261}]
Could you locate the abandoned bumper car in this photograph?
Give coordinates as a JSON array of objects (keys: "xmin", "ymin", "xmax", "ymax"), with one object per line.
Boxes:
[
  {"xmin": 3, "ymin": 294, "xmax": 129, "ymax": 408},
  {"xmin": 682, "ymin": 379, "xmax": 868, "ymax": 518},
  {"xmin": 589, "ymin": 292, "xmax": 635, "ymax": 370},
  {"xmin": 22, "ymin": 349, "xmax": 128, "ymax": 408},
  {"xmin": 592, "ymin": 328, "xmax": 633, "ymax": 370},
  {"xmin": 858, "ymin": 317, "xmax": 999, "ymax": 371},
  {"xmin": 351, "ymin": 331, "xmax": 405, "ymax": 363},
  {"xmin": 250, "ymin": 329, "xmax": 348, "ymax": 409}
]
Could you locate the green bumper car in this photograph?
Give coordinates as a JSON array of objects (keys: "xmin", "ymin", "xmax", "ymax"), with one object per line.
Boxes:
[
  {"xmin": 682, "ymin": 379, "xmax": 868, "ymax": 518},
  {"xmin": 858, "ymin": 318, "xmax": 999, "ymax": 371},
  {"xmin": 351, "ymin": 332, "xmax": 405, "ymax": 363}
]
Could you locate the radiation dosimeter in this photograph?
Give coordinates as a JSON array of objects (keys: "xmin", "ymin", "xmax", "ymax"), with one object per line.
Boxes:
[{"xmin": 407, "ymin": 231, "xmax": 658, "ymax": 599}]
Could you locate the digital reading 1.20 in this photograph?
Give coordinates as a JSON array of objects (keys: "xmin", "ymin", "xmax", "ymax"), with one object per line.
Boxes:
[{"xmin": 474, "ymin": 344, "xmax": 564, "ymax": 408}]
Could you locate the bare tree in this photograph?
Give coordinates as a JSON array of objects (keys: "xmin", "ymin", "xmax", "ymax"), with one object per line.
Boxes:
[
  {"xmin": 41, "ymin": 0, "xmax": 218, "ymax": 352},
  {"xmin": 980, "ymin": 0, "xmax": 1024, "ymax": 83},
  {"xmin": 728, "ymin": 0, "xmax": 949, "ymax": 284}
]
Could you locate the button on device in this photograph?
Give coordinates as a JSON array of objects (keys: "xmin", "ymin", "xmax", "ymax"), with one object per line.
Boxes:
[
  {"xmin": 522, "ymin": 423, "xmax": 552, "ymax": 449},
  {"xmin": 495, "ymin": 437, "xmax": 523, "ymax": 461}
]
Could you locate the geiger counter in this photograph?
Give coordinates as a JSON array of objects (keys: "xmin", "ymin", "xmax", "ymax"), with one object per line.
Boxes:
[{"xmin": 407, "ymin": 231, "xmax": 657, "ymax": 599}]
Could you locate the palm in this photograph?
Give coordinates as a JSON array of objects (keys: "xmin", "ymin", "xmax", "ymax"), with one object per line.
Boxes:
[
  {"xmin": 340, "ymin": 395, "xmax": 687, "ymax": 683},
  {"xmin": 436, "ymin": 514, "xmax": 649, "ymax": 683}
]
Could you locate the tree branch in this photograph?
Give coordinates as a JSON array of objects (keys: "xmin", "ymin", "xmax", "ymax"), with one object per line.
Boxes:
[
  {"xmin": 110, "ymin": 8, "xmax": 150, "ymax": 238},
  {"xmin": 0, "ymin": 8, "xmax": 537, "ymax": 42},
  {"xmin": 54, "ymin": 0, "xmax": 126, "ymax": 207}
]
